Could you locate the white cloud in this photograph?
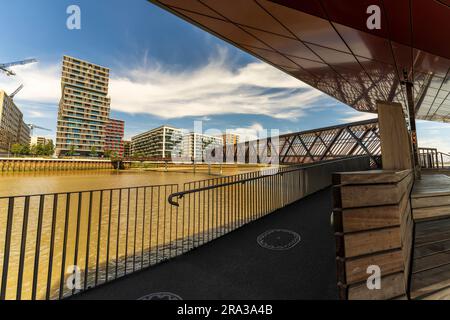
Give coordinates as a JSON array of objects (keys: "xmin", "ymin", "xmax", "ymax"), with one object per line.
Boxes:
[
  {"xmin": 417, "ymin": 120, "xmax": 450, "ymax": 153},
  {"xmin": 227, "ymin": 123, "xmax": 267, "ymax": 142},
  {"xmin": 0, "ymin": 63, "xmax": 60, "ymax": 103},
  {"xmin": 339, "ymin": 110, "xmax": 378, "ymax": 123},
  {"xmin": 0, "ymin": 51, "xmax": 323, "ymax": 120}
]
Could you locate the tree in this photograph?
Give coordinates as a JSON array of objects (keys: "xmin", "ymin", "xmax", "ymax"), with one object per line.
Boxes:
[
  {"xmin": 21, "ymin": 144, "xmax": 30, "ymax": 156},
  {"xmin": 44, "ymin": 140, "xmax": 55, "ymax": 156},
  {"xmin": 89, "ymin": 146, "xmax": 98, "ymax": 158},
  {"xmin": 67, "ymin": 144, "xmax": 76, "ymax": 157},
  {"xmin": 10, "ymin": 143, "xmax": 29, "ymax": 156},
  {"xmin": 30, "ymin": 144, "xmax": 38, "ymax": 156},
  {"xmin": 104, "ymin": 149, "xmax": 112, "ymax": 159},
  {"xmin": 11, "ymin": 144, "xmax": 22, "ymax": 157}
]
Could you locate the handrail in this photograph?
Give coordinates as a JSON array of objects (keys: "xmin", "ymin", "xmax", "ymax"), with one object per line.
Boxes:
[
  {"xmin": 168, "ymin": 156, "xmax": 370, "ymax": 207},
  {"xmin": 278, "ymin": 118, "xmax": 378, "ymax": 138}
]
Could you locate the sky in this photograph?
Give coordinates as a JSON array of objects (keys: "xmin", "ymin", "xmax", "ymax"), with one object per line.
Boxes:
[{"xmin": 0, "ymin": 0, "xmax": 449, "ymax": 151}]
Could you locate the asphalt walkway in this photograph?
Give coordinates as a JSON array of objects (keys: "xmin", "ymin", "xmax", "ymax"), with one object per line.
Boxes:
[{"xmin": 71, "ymin": 188, "xmax": 338, "ymax": 300}]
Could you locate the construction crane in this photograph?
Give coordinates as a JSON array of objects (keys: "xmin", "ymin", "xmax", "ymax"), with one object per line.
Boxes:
[
  {"xmin": 9, "ymin": 84, "xmax": 24, "ymax": 100},
  {"xmin": 0, "ymin": 58, "xmax": 37, "ymax": 76},
  {"xmin": 27, "ymin": 124, "xmax": 52, "ymax": 136}
]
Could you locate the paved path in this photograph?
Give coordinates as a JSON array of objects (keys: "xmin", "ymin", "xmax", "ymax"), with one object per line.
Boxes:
[{"xmin": 71, "ymin": 188, "xmax": 338, "ymax": 300}]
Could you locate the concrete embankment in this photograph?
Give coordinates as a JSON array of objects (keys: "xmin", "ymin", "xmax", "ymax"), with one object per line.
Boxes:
[{"xmin": 0, "ymin": 158, "xmax": 112, "ymax": 172}]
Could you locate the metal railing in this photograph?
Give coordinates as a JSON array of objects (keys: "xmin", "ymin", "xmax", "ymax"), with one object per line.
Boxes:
[
  {"xmin": 419, "ymin": 148, "xmax": 450, "ymax": 169},
  {"xmin": 168, "ymin": 155, "xmax": 371, "ymax": 253},
  {"xmin": 0, "ymin": 156, "xmax": 371, "ymax": 300},
  {"xmin": 0, "ymin": 184, "xmax": 178, "ymax": 300}
]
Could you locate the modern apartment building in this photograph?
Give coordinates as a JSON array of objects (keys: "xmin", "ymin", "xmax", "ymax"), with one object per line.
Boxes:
[
  {"xmin": 31, "ymin": 136, "xmax": 53, "ymax": 146},
  {"xmin": 105, "ymin": 118, "xmax": 124, "ymax": 157},
  {"xmin": 220, "ymin": 133, "xmax": 240, "ymax": 145},
  {"xmin": 123, "ymin": 140, "xmax": 131, "ymax": 158},
  {"xmin": 182, "ymin": 132, "xmax": 223, "ymax": 161},
  {"xmin": 0, "ymin": 89, "xmax": 31, "ymax": 153},
  {"xmin": 131, "ymin": 125, "xmax": 183, "ymax": 158},
  {"xmin": 55, "ymin": 55, "xmax": 111, "ymax": 157}
]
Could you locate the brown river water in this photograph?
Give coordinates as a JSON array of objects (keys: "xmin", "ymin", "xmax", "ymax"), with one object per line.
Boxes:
[{"xmin": 0, "ymin": 167, "xmax": 265, "ymax": 300}]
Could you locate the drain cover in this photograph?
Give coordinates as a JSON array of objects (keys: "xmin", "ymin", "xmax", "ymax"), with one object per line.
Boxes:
[
  {"xmin": 138, "ymin": 292, "xmax": 182, "ymax": 300},
  {"xmin": 257, "ymin": 229, "xmax": 301, "ymax": 251}
]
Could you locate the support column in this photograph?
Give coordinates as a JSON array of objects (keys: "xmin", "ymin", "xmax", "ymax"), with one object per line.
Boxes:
[
  {"xmin": 377, "ymin": 101, "xmax": 413, "ymax": 171},
  {"xmin": 403, "ymin": 78, "xmax": 421, "ymax": 179}
]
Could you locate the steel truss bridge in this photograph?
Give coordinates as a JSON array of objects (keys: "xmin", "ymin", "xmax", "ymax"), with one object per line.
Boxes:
[{"xmin": 218, "ymin": 119, "xmax": 381, "ymax": 167}]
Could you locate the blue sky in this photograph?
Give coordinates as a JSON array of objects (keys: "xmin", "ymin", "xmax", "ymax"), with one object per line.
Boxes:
[{"xmin": 0, "ymin": 0, "xmax": 449, "ymax": 150}]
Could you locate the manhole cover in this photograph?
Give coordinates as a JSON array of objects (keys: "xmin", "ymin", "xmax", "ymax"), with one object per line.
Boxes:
[
  {"xmin": 138, "ymin": 292, "xmax": 182, "ymax": 300},
  {"xmin": 257, "ymin": 229, "xmax": 301, "ymax": 251}
]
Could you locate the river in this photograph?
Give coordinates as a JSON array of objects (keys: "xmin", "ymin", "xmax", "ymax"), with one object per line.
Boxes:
[{"xmin": 0, "ymin": 167, "xmax": 263, "ymax": 300}]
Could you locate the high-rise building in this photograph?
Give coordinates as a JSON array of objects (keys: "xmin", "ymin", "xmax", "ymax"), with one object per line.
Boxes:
[
  {"xmin": 182, "ymin": 132, "xmax": 223, "ymax": 161},
  {"xmin": 0, "ymin": 90, "xmax": 31, "ymax": 153},
  {"xmin": 105, "ymin": 118, "xmax": 124, "ymax": 157},
  {"xmin": 123, "ymin": 140, "xmax": 131, "ymax": 158},
  {"xmin": 220, "ymin": 133, "xmax": 240, "ymax": 145},
  {"xmin": 56, "ymin": 56, "xmax": 111, "ymax": 157},
  {"xmin": 131, "ymin": 125, "xmax": 183, "ymax": 158}
]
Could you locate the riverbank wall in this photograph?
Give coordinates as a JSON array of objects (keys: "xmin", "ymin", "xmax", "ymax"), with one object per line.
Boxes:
[{"xmin": 0, "ymin": 158, "xmax": 112, "ymax": 172}]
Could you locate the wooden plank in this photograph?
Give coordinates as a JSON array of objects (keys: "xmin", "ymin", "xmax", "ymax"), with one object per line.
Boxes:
[
  {"xmin": 414, "ymin": 239, "xmax": 450, "ymax": 259},
  {"xmin": 415, "ymin": 218, "xmax": 450, "ymax": 235},
  {"xmin": 412, "ymin": 174, "xmax": 450, "ymax": 199},
  {"xmin": 377, "ymin": 102, "xmax": 413, "ymax": 171},
  {"xmin": 343, "ymin": 227, "xmax": 401, "ymax": 258},
  {"xmin": 348, "ymin": 272, "xmax": 405, "ymax": 300},
  {"xmin": 341, "ymin": 205, "xmax": 400, "ymax": 233},
  {"xmin": 412, "ymin": 194, "xmax": 450, "ymax": 209},
  {"xmin": 340, "ymin": 174, "xmax": 412, "ymax": 208},
  {"xmin": 415, "ymin": 230, "xmax": 450, "ymax": 247},
  {"xmin": 421, "ymin": 285, "xmax": 450, "ymax": 300},
  {"xmin": 411, "ymin": 263, "xmax": 450, "ymax": 299},
  {"xmin": 413, "ymin": 205, "xmax": 450, "ymax": 221},
  {"xmin": 344, "ymin": 250, "xmax": 404, "ymax": 284},
  {"xmin": 413, "ymin": 251, "xmax": 450, "ymax": 273},
  {"xmin": 341, "ymin": 191, "xmax": 409, "ymax": 233},
  {"xmin": 335, "ymin": 169, "xmax": 412, "ymax": 185}
]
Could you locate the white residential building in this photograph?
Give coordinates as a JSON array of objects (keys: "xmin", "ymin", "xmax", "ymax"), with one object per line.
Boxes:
[{"xmin": 182, "ymin": 133, "xmax": 223, "ymax": 162}]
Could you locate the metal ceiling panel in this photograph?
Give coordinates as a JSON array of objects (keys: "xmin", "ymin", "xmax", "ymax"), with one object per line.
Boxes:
[{"xmin": 149, "ymin": 0, "xmax": 450, "ymax": 123}]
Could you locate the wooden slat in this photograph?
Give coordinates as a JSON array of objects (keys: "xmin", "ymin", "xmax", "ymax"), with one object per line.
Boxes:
[
  {"xmin": 416, "ymin": 230, "xmax": 450, "ymax": 247},
  {"xmin": 343, "ymin": 227, "xmax": 401, "ymax": 258},
  {"xmin": 412, "ymin": 194, "xmax": 450, "ymax": 209},
  {"xmin": 421, "ymin": 286, "xmax": 450, "ymax": 300},
  {"xmin": 347, "ymin": 272, "xmax": 405, "ymax": 300},
  {"xmin": 413, "ymin": 205, "xmax": 450, "ymax": 221},
  {"xmin": 415, "ymin": 239, "xmax": 450, "ymax": 259},
  {"xmin": 344, "ymin": 250, "xmax": 404, "ymax": 284},
  {"xmin": 339, "ymin": 174, "xmax": 412, "ymax": 209},
  {"xmin": 413, "ymin": 251, "xmax": 450, "ymax": 273},
  {"xmin": 412, "ymin": 174, "xmax": 450, "ymax": 199},
  {"xmin": 334, "ymin": 169, "xmax": 411, "ymax": 185},
  {"xmin": 411, "ymin": 263, "xmax": 450, "ymax": 299},
  {"xmin": 415, "ymin": 219, "xmax": 450, "ymax": 235},
  {"xmin": 340, "ymin": 205, "xmax": 401, "ymax": 233}
]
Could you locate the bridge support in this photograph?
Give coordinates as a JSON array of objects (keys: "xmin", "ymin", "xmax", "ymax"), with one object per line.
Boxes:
[{"xmin": 377, "ymin": 101, "xmax": 414, "ymax": 171}]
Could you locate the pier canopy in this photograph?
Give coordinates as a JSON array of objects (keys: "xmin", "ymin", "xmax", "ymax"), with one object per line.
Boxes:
[{"xmin": 149, "ymin": 0, "xmax": 450, "ymax": 123}]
